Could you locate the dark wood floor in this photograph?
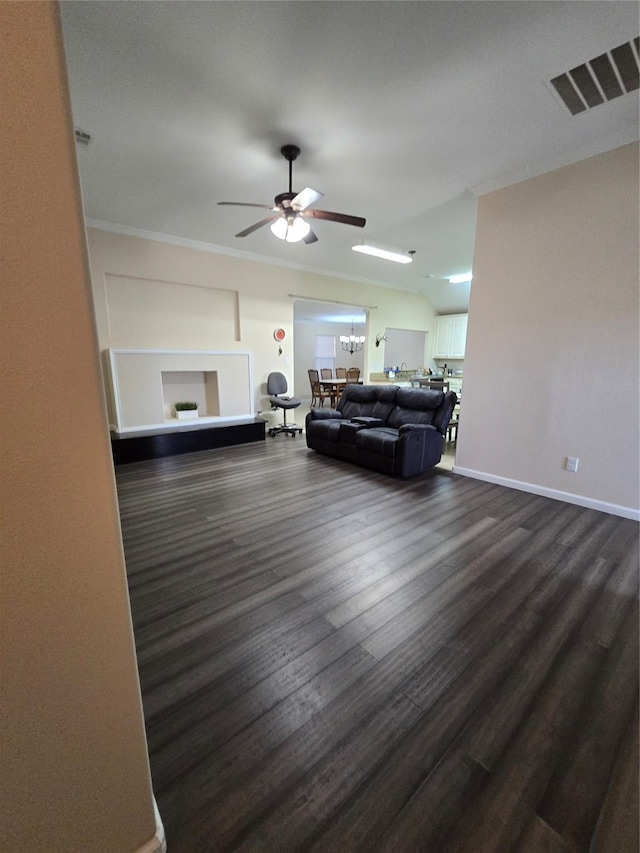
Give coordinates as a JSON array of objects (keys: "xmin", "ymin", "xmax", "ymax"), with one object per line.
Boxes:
[{"xmin": 116, "ymin": 437, "xmax": 639, "ymax": 852}]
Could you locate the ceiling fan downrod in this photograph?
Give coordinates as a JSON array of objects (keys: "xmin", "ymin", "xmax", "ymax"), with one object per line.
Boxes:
[{"xmin": 281, "ymin": 144, "xmax": 300, "ymax": 194}]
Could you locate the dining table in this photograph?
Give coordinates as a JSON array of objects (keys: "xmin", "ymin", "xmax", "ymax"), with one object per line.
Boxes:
[{"xmin": 318, "ymin": 378, "xmax": 362, "ymax": 407}]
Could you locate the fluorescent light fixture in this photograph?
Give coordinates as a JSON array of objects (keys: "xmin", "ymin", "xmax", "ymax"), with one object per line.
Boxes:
[
  {"xmin": 352, "ymin": 244, "xmax": 413, "ymax": 264},
  {"xmin": 270, "ymin": 216, "xmax": 311, "ymax": 243},
  {"xmin": 448, "ymin": 272, "xmax": 473, "ymax": 284}
]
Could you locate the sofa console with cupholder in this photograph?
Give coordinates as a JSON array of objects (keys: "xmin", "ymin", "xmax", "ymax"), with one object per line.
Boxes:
[{"xmin": 305, "ymin": 384, "xmax": 457, "ymax": 478}]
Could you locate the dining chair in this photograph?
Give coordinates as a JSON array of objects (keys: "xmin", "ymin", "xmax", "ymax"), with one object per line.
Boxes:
[
  {"xmin": 308, "ymin": 369, "xmax": 320, "ymax": 406},
  {"xmin": 421, "ymin": 378, "xmax": 450, "ymax": 391},
  {"xmin": 346, "ymin": 367, "xmax": 360, "ymax": 382},
  {"xmin": 308, "ymin": 368, "xmax": 332, "ymax": 407},
  {"xmin": 335, "ymin": 367, "xmax": 347, "ymax": 379},
  {"xmin": 444, "ymin": 408, "xmax": 459, "ymax": 444},
  {"xmin": 320, "ymin": 368, "xmax": 333, "ymax": 379}
]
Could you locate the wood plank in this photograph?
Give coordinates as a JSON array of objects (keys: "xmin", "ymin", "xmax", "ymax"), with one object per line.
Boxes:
[
  {"xmin": 149, "ymin": 638, "xmax": 376, "ymax": 785},
  {"xmin": 590, "ymin": 703, "xmax": 639, "ymax": 853},
  {"xmin": 232, "ymin": 691, "xmax": 422, "ymax": 852},
  {"xmin": 110, "ymin": 439, "xmax": 639, "ymax": 853},
  {"xmin": 440, "ymin": 602, "xmax": 618, "ymax": 851},
  {"xmin": 308, "ymin": 609, "xmax": 542, "ymax": 852},
  {"xmin": 349, "ymin": 548, "xmax": 610, "ymax": 850},
  {"xmin": 456, "ymin": 556, "xmax": 615, "ymax": 772},
  {"xmin": 376, "ymin": 750, "xmax": 488, "ymax": 852},
  {"xmin": 537, "ymin": 604, "xmax": 639, "ymax": 850},
  {"xmin": 513, "ymin": 815, "xmax": 570, "ymax": 852}
]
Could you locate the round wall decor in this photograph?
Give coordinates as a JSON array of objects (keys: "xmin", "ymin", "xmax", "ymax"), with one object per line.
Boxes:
[{"xmin": 274, "ymin": 328, "xmax": 286, "ymax": 342}]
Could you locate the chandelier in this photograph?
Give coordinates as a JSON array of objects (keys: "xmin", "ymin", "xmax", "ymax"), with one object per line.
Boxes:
[{"xmin": 340, "ymin": 320, "xmax": 365, "ymax": 354}]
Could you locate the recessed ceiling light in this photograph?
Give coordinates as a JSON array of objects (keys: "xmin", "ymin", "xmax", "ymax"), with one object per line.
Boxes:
[
  {"xmin": 448, "ymin": 272, "xmax": 473, "ymax": 284},
  {"xmin": 352, "ymin": 244, "xmax": 413, "ymax": 264}
]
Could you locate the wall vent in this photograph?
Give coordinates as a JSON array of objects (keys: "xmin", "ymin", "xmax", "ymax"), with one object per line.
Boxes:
[
  {"xmin": 550, "ymin": 37, "xmax": 639, "ymax": 116},
  {"xmin": 74, "ymin": 128, "xmax": 91, "ymax": 146}
]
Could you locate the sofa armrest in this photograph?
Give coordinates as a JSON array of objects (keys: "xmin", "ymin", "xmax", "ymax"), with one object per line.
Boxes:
[
  {"xmin": 339, "ymin": 421, "xmax": 364, "ymax": 445},
  {"xmin": 309, "ymin": 407, "xmax": 342, "ymax": 420},
  {"xmin": 396, "ymin": 424, "xmax": 443, "ymax": 477},
  {"xmin": 433, "ymin": 391, "xmax": 458, "ymax": 435},
  {"xmin": 352, "ymin": 416, "xmax": 385, "ymax": 427},
  {"xmin": 398, "ymin": 423, "xmax": 431, "ymax": 435}
]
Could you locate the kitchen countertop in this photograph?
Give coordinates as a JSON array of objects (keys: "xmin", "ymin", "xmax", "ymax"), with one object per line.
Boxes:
[{"xmin": 370, "ymin": 372, "xmax": 462, "ymax": 384}]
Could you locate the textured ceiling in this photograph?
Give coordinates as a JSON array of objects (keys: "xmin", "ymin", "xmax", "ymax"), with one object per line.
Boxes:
[{"xmin": 60, "ymin": 1, "xmax": 639, "ymax": 316}]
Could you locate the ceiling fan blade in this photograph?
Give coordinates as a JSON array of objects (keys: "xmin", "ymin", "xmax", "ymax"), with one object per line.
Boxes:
[
  {"xmin": 303, "ymin": 228, "xmax": 318, "ymax": 244},
  {"xmin": 304, "ymin": 209, "xmax": 366, "ymax": 228},
  {"xmin": 235, "ymin": 215, "xmax": 281, "ymax": 237},
  {"xmin": 218, "ymin": 201, "xmax": 275, "ymax": 210},
  {"xmin": 291, "ymin": 187, "xmax": 324, "ymax": 211}
]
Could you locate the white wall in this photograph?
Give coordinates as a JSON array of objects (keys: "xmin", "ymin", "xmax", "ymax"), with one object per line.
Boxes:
[
  {"xmin": 383, "ymin": 328, "xmax": 428, "ymax": 372},
  {"xmin": 456, "ymin": 143, "xmax": 639, "ymax": 518},
  {"xmin": 1, "ymin": 4, "xmax": 158, "ymax": 851}
]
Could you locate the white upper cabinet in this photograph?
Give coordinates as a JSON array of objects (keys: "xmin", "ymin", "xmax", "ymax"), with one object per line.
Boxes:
[
  {"xmin": 449, "ymin": 315, "xmax": 468, "ymax": 358},
  {"xmin": 434, "ymin": 314, "xmax": 468, "ymax": 359},
  {"xmin": 434, "ymin": 317, "xmax": 453, "ymax": 358}
]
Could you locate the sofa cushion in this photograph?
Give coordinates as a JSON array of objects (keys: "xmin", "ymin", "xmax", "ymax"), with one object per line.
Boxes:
[
  {"xmin": 386, "ymin": 388, "xmax": 443, "ymax": 429},
  {"xmin": 305, "ymin": 417, "xmax": 343, "ymax": 443},
  {"xmin": 338, "ymin": 384, "xmax": 398, "ymax": 422},
  {"xmin": 354, "ymin": 427, "xmax": 399, "ymax": 458}
]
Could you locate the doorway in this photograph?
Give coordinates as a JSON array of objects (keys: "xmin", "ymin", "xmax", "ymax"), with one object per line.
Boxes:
[{"xmin": 293, "ymin": 299, "xmax": 367, "ymax": 403}]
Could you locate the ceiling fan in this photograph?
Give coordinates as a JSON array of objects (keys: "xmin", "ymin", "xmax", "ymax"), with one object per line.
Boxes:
[{"xmin": 218, "ymin": 144, "xmax": 366, "ymax": 244}]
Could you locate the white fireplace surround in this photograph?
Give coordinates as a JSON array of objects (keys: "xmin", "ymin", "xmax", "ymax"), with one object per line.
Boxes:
[{"xmin": 108, "ymin": 349, "xmax": 255, "ymax": 433}]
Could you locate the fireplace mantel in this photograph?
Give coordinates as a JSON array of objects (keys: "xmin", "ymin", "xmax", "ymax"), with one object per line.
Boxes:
[{"xmin": 107, "ymin": 349, "xmax": 254, "ymax": 433}]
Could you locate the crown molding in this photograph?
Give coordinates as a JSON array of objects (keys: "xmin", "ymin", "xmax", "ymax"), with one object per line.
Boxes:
[{"xmin": 84, "ymin": 219, "xmax": 420, "ymax": 296}]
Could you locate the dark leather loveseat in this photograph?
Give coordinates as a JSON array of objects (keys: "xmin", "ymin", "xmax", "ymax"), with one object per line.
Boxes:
[{"xmin": 305, "ymin": 384, "xmax": 457, "ymax": 478}]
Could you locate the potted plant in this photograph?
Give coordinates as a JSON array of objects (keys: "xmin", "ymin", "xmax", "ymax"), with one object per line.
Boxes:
[{"xmin": 174, "ymin": 401, "xmax": 199, "ymax": 420}]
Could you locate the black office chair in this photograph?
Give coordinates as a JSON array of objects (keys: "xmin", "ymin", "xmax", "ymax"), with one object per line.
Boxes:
[{"xmin": 267, "ymin": 372, "xmax": 302, "ymax": 437}]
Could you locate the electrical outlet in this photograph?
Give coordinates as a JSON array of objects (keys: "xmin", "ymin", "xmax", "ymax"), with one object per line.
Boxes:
[{"xmin": 566, "ymin": 456, "xmax": 579, "ymax": 472}]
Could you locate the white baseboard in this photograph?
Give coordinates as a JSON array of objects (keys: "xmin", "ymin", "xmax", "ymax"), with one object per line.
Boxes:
[
  {"xmin": 135, "ymin": 797, "xmax": 166, "ymax": 853},
  {"xmin": 452, "ymin": 466, "xmax": 640, "ymax": 521},
  {"xmin": 135, "ymin": 837, "xmax": 163, "ymax": 853}
]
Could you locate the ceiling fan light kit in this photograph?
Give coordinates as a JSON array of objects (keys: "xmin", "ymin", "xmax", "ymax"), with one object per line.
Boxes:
[
  {"xmin": 352, "ymin": 244, "xmax": 413, "ymax": 264},
  {"xmin": 219, "ymin": 144, "xmax": 365, "ymax": 245},
  {"xmin": 270, "ymin": 215, "xmax": 311, "ymax": 243}
]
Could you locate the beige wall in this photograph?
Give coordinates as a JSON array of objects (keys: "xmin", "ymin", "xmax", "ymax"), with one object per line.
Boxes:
[
  {"xmin": 456, "ymin": 143, "xmax": 639, "ymax": 518},
  {"xmin": 0, "ymin": 4, "xmax": 158, "ymax": 851},
  {"xmin": 86, "ymin": 227, "xmax": 437, "ymax": 416}
]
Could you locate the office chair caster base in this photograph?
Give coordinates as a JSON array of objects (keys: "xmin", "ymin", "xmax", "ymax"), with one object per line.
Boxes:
[{"xmin": 268, "ymin": 425, "xmax": 302, "ymax": 437}]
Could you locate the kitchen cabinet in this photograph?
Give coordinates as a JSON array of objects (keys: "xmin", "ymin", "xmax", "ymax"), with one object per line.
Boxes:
[{"xmin": 434, "ymin": 314, "xmax": 468, "ymax": 359}]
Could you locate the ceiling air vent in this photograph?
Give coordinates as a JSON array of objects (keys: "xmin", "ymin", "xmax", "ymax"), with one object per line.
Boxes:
[
  {"xmin": 550, "ymin": 37, "xmax": 639, "ymax": 116},
  {"xmin": 74, "ymin": 128, "xmax": 91, "ymax": 146}
]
